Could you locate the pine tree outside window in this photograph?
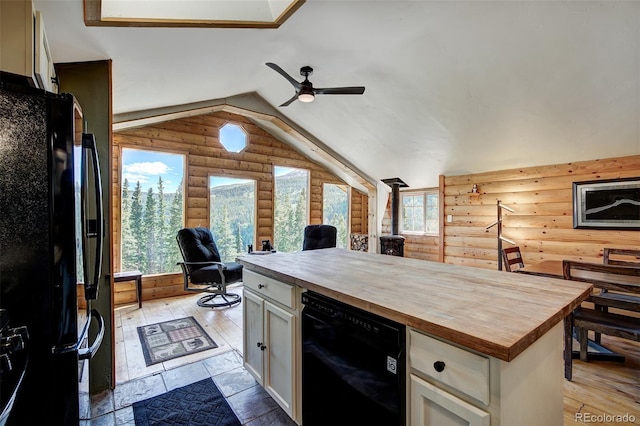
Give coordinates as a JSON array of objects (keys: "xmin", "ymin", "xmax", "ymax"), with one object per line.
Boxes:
[
  {"xmin": 322, "ymin": 183, "xmax": 349, "ymax": 248},
  {"xmin": 274, "ymin": 166, "xmax": 309, "ymax": 252},
  {"xmin": 120, "ymin": 148, "xmax": 185, "ymax": 275},
  {"xmin": 401, "ymin": 190, "xmax": 439, "ymax": 235},
  {"xmin": 209, "ymin": 176, "xmax": 256, "ymax": 263}
]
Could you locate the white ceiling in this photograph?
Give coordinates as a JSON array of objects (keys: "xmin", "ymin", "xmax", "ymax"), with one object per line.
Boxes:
[{"xmin": 34, "ymin": 0, "xmax": 640, "ymax": 189}]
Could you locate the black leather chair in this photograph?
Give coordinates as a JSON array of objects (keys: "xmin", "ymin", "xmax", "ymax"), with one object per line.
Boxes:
[
  {"xmin": 176, "ymin": 227, "xmax": 242, "ymax": 308},
  {"xmin": 303, "ymin": 224, "xmax": 337, "ymax": 250}
]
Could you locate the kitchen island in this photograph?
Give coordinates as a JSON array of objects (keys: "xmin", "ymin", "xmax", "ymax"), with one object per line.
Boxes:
[{"xmin": 237, "ymin": 248, "xmax": 592, "ymax": 425}]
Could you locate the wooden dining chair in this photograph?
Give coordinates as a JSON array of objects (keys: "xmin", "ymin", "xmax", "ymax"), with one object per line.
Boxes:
[
  {"xmin": 603, "ymin": 248, "xmax": 640, "ymax": 267},
  {"xmin": 596, "ymin": 248, "xmax": 640, "ymax": 342},
  {"xmin": 502, "ymin": 246, "xmax": 524, "ymax": 272},
  {"xmin": 562, "ymin": 260, "xmax": 640, "ymax": 381}
]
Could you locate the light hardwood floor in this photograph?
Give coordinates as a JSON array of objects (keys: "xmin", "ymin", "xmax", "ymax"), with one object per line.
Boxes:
[
  {"xmin": 114, "ymin": 285, "xmax": 244, "ymax": 384},
  {"xmin": 114, "ymin": 285, "xmax": 640, "ymax": 425},
  {"xmin": 563, "ymin": 336, "xmax": 640, "ymax": 425}
]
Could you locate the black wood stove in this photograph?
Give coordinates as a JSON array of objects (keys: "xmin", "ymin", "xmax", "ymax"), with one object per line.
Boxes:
[{"xmin": 380, "ymin": 178, "xmax": 407, "ymax": 257}]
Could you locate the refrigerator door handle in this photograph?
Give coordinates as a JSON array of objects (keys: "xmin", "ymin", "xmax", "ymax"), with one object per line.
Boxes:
[
  {"xmin": 52, "ymin": 309, "xmax": 104, "ymax": 358},
  {"xmin": 81, "ymin": 133, "xmax": 103, "ymax": 300},
  {"xmin": 78, "ymin": 309, "xmax": 105, "ymax": 360}
]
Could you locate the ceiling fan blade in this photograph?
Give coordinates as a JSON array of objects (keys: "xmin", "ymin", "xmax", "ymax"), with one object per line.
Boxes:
[
  {"xmin": 314, "ymin": 86, "xmax": 365, "ymax": 95},
  {"xmin": 266, "ymin": 62, "xmax": 301, "ymax": 90},
  {"xmin": 279, "ymin": 93, "xmax": 299, "ymax": 107}
]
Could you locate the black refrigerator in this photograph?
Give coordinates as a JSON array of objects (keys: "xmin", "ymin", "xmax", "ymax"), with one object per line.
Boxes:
[{"xmin": 0, "ymin": 72, "xmax": 105, "ymax": 425}]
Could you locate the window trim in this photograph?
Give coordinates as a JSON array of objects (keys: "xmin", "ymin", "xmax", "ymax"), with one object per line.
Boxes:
[
  {"xmin": 218, "ymin": 121, "xmax": 249, "ymax": 153},
  {"xmin": 400, "ymin": 189, "xmax": 439, "ymax": 236}
]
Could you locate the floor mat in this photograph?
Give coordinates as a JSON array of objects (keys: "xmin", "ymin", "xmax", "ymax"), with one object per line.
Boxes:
[
  {"xmin": 137, "ymin": 317, "xmax": 217, "ymax": 366},
  {"xmin": 133, "ymin": 378, "xmax": 240, "ymax": 426}
]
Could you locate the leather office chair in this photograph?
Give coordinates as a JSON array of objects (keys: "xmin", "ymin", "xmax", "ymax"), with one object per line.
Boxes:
[
  {"xmin": 502, "ymin": 246, "xmax": 524, "ymax": 272},
  {"xmin": 176, "ymin": 227, "xmax": 242, "ymax": 308},
  {"xmin": 303, "ymin": 224, "xmax": 337, "ymax": 251}
]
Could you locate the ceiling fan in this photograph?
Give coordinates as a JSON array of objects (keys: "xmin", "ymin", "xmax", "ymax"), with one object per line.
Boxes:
[{"xmin": 266, "ymin": 62, "xmax": 365, "ymax": 107}]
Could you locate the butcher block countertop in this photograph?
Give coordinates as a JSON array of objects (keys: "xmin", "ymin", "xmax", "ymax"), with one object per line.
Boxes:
[{"xmin": 237, "ymin": 248, "xmax": 592, "ymax": 362}]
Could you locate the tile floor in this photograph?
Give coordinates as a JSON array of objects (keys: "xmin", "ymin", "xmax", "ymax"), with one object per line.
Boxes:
[
  {"xmin": 84, "ymin": 285, "xmax": 296, "ymax": 425},
  {"xmin": 81, "ymin": 348, "xmax": 296, "ymax": 425}
]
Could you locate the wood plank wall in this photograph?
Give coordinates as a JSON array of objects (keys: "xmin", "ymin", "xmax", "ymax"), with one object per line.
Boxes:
[
  {"xmin": 440, "ymin": 155, "xmax": 640, "ymax": 270},
  {"xmin": 111, "ymin": 111, "xmax": 367, "ymax": 304}
]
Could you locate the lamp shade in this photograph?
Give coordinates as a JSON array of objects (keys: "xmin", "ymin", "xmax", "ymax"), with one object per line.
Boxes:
[
  {"xmin": 298, "ymin": 93, "xmax": 314, "ymax": 103},
  {"xmin": 298, "ymin": 86, "xmax": 315, "ymax": 103}
]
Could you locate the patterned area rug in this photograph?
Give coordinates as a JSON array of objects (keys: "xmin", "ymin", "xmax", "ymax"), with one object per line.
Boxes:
[
  {"xmin": 137, "ymin": 317, "xmax": 217, "ymax": 366},
  {"xmin": 133, "ymin": 378, "xmax": 241, "ymax": 426}
]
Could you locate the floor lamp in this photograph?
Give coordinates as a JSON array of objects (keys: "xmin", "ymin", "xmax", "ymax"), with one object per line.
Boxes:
[{"xmin": 485, "ymin": 200, "xmax": 516, "ymax": 271}]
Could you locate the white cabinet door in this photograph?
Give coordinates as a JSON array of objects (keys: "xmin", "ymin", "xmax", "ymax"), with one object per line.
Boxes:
[
  {"xmin": 243, "ymin": 287, "xmax": 297, "ymax": 420},
  {"xmin": 411, "ymin": 374, "xmax": 490, "ymax": 426},
  {"xmin": 0, "ymin": 3, "xmax": 57, "ymax": 93},
  {"xmin": 263, "ymin": 300, "xmax": 296, "ymax": 418},
  {"xmin": 34, "ymin": 11, "xmax": 58, "ymax": 93},
  {"xmin": 243, "ymin": 289, "xmax": 265, "ymax": 383}
]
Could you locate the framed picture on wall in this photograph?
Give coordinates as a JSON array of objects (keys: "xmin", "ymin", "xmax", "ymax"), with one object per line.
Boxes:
[{"xmin": 573, "ymin": 178, "xmax": 640, "ymax": 229}]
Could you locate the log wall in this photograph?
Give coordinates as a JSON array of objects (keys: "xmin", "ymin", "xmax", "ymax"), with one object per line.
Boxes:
[
  {"xmin": 440, "ymin": 155, "xmax": 640, "ymax": 270},
  {"xmin": 112, "ymin": 111, "xmax": 368, "ymax": 304},
  {"xmin": 111, "ymin": 110, "xmax": 637, "ymax": 303},
  {"xmin": 351, "ymin": 189, "xmax": 368, "ymax": 234}
]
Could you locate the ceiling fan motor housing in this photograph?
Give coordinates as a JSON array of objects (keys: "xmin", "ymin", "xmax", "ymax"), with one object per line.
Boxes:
[{"xmin": 300, "ymin": 66, "xmax": 314, "ymax": 77}]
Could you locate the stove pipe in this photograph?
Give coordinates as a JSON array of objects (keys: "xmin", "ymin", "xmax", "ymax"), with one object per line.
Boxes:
[{"xmin": 382, "ymin": 178, "xmax": 408, "ymax": 235}]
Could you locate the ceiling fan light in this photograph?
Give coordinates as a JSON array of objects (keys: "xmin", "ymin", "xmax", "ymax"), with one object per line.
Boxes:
[{"xmin": 298, "ymin": 92, "xmax": 314, "ymax": 103}]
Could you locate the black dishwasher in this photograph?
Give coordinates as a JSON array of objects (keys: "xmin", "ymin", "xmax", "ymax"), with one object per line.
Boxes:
[{"xmin": 301, "ymin": 291, "xmax": 405, "ymax": 426}]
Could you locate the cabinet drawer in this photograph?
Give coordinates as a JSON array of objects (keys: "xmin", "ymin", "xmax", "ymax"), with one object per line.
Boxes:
[
  {"xmin": 243, "ymin": 269, "xmax": 295, "ymax": 309},
  {"xmin": 409, "ymin": 329, "xmax": 490, "ymax": 406}
]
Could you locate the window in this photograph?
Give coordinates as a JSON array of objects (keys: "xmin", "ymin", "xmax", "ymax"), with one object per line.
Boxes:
[
  {"xmin": 401, "ymin": 190, "xmax": 438, "ymax": 234},
  {"xmin": 274, "ymin": 166, "xmax": 309, "ymax": 252},
  {"xmin": 209, "ymin": 176, "xmax": 256, "ymax": 263},
  {"xmin": 120, "ymin": 148, "xmax": 185, "ymax": 275},
  {"xmin": 219, "ymin": 123, "xmax": 247, "ymax": 153},
  {"xmin": 323, "ymin": 183, "xmax": 349, "ymax": 248}
]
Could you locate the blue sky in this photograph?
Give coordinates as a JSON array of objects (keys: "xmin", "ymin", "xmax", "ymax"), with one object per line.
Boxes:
[
  {"xmin": 209, "ymin": 167, "xmax": 298, "ymax": 187},
  {"xmin": 121, "ymin": 148, "xmax": 183, "ymax": 193},
  {"xmin": 210, "ymin": 176, "xmax": 253, "ymax": 188}
]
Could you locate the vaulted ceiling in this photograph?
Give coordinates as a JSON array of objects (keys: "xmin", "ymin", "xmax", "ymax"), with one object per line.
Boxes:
[{"xmin": 34, "ymin": 0, "xmax": 639, "ymax": 189}]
